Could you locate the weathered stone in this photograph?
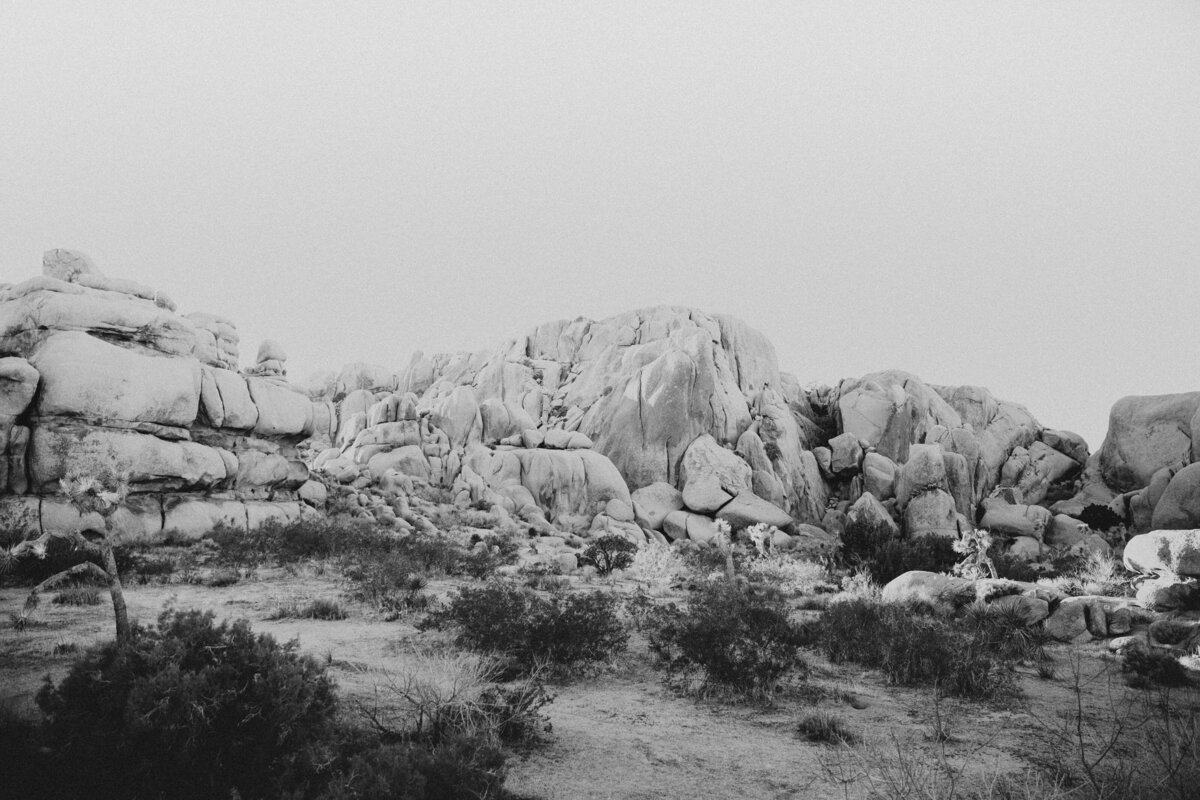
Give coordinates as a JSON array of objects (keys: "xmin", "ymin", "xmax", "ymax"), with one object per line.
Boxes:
[
  {"xmin": 846, "ymin": 491, "xmax": 899, "ymax": 538},
  {"xmin": 1098, "ymin": 392, "xmax": 1200, "ymax": 492},
  {"xmin": 828, "ymin": 432, "xmax": 863, "ymax": 475},
  {"xmin": 682, "ymin": 474, "xmax": 733, "ymax": 514},
  {"xmin": 1044, "ymin": 598, "xmax": 1091, "ymax": 643},
  {"xmin": 1150, "ymin": 464, "xmax": 1200, "ymax": 530},
  {"xmin": 897, "ymin": 444, "xmax": 948, "ymax": 506},
  {"xmin": 678, "ymin": 434, "xmax": 752, "ymax": 496},
  {"xmin": 29, "ymin": 424, "xmax": 226, "ymax": 492},
  {"xmin": 715, "ymin": 492, "xmax": 792, "ymax": 530},
  {"xmin": 162, "ymin": 497, "xmax": 249, "ymax": 539},
  {"xmin": 0, "ymin": 357, "xmax": 38, "ymax": 420},
  {"xmin": 904, "ymin": 489, "xmax": 959, "ymax": 537},
  {"xmin": 631, "ymin": 482, "xmax": 684, "ymax": 531},
  {"xmin": 862, "ymin": 451, "xmax": 897, "ymax": 500},
  {"xmin": 979, "ymin": 498, "xmax": 1051, "ymax": 541},
  {"xmin": 880, "ymin": 571, "xmax": 973, "ymax": 605},
  {"xmin": 1123, "ymin": 530, "xmax": 1200, "ymax": 577},
  {"xmin": 30, "ymin": 331, "xmax": 200, "ymax": 427},
  {"xmin": 247, "ymin": 377, "xmax": 315, "ymax": 438}
]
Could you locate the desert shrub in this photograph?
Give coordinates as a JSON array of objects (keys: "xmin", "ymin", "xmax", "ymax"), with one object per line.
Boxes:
[
  {"xmin": 742, "ymin": 554, "xmax": 829, "ymax": 596},
  {"xmin": 52, "ymin": 585, "xmax": 102, "ymax": 606},
  {"xmin": 342, "ymin": 553, "xmax": 428, "ymax": 613},
  {"xmin": 795, "ymin": 711, "xmax": 858, "ymax": 745},
  {"xmin": 1123, "ymin": 648, "xmax": 1191, "ymax": 689},
  {"xmin": 0, "ymin": 534, "xmax": 141, "ymax": 587},
  {"xmin": 818, "ymin": 599, "xmax": 1016, "ymax": 699},
  {"xmin": 840, "ymin": 517, "xmax": 957, "ymax": 584},
  {"xmin": 422, "ymin": 582, "xmax": 627, "ymax": 676},
  {"xmin": 991, "ymin": 550, "xmax": 1043, "ymax": 582},
  {"xmin": 579, "ymin": 534, "xmax": 638, "ymax": 576},
  {"xmin": 1077, "ymin": 503, "xmax": 1124, "ymax": 532},
  {"xmin": 316, "ymin": 736, "xmax": 509, "ymax": 800},
  {"xmin": 209, "ymin": 515, "xmax": 394, "ymax": 567},
  {"xmin": 862, "ymin": 536, "xmax": 958, "ymax": 585},
  {"xmin": 269, "ymin": 599, "xmax": 349, "ymax": 620},
  {"xmin": 356, "ymin": 649, "xmax": 553, "ymax": 752},
  {"xmin": 840, "ymin": 518, "xmax": 896, "ymax": 568},
  {"xmin": 628, "ymin": 541, "xmax": 688, "ymax": 592},
  {"xmin": 34, "ymin": 609, "xmax": 340, "ymax": 800},
  {"xmin": 642, "ymin": 580, "xmax": 810, "ymax": 698}
]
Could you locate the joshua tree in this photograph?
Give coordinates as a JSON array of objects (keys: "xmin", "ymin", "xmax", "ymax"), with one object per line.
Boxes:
[
  {"xmin": 1, "ymin": 466, "xmax": 133, "ymax": 642},
  {"xmin": 952, "ymin": 527, "xmax": 998, "ymax": 581}
]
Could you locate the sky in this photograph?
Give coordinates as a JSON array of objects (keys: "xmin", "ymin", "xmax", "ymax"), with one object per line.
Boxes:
[{"xmin": 2, "ymin": 1, "xmax": 1198, "ymax": 449}]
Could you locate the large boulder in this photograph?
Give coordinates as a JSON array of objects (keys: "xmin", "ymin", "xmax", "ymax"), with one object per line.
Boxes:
[
  {"xmin": 1150, "ymin": 463, "xmax": 1200, "ymax": 530},
  {"xmin": 846, "ymin": 490, "xmax": 899, "ymax": 538},
  {"xmin": 28, "ymin": 423, "xmax": 227, "ymax": 492},
  {"xmin": 715, "ymin": 491, "xmax": 792, "ymax": 530},
  {"xmin": 29, "ymin": 331, "xmax": 201, "ymax": 427},
  {"xmin": 1123, "ymin": 530, "xmax": 1200, "ymax": 577},
  {"xmin": 631, "ymin": 482, "xmax": 684, "ymax": 531},
  {"xmin": 1097, "ymin": 393, "xmax": 1200, "ymax": 492},
  {"xmin": 896, "ymin": 443, "xmax": 948, "ymax": 506},
  {"xmin": 904, "ymin": 489, "xmax": 959, "ymax": 537},
  {"xmin": 678, "ymin": 434, "xmax": 753, "ymax": 495},
  {"xmin": 0, "ymin": 357, "xmax": 38, "ymax": 420}
]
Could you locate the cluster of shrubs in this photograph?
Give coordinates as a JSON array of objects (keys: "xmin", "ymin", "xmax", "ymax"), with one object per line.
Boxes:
[
  {"xmin": 422, "ymin": 581, "xmax": 628, "ymax": 678},
  {"xmin": 635, "ymin": 580, "xmax": 812, "ymax": 699},
  {"xmin": 1, "ymin": 609, "xmax": 541, "ymax": 800},
  {"xmin": 209, "ymin": 516, "xmax": 521, "ymax": 614},
  {"xmin": 815, "ymin": 598, "xmax": 1045, "ymax": 699},
  {"xmin": 840, "ymin": 518, "xmax": 958, "ymax": 585}
]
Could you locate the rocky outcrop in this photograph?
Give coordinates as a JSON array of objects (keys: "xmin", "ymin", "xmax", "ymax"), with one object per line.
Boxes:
[{"xmin": 0, "ymin": 250, "xmax": 333, "ymax": 542}]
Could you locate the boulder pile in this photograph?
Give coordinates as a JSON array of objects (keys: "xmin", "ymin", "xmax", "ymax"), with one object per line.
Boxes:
[{"xmin": 0, "ymin": 250, "xmax": 334, "ymax": 541}]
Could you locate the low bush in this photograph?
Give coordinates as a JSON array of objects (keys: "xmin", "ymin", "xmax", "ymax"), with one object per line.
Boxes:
[
  {"xmin": 342, "ymin": 553, "xmax": 429, "ymax": 613},
  {"xmin": 422, "ymin": 582, "xmax": 627, "ymax": 676},
  {"xmin": 209, "ymin": 516, "xmax": 392, "ymax": 567},
  {"xmin": 817, "ymin": 599, "xmax": 1017, "ymax": 699},
  {"xmin": 269, "ymin": 599, "xmax": 350, "ymax": 620},
  {"xmin": 840, "ymin": 518, "xmax": 957, "ymax": 584},
  {"xmin": 627, "ymin": 541, "xmax": 688, "ymax": 592},
  {"xmin": 741, "ymin": 554, "xmax": 829, "ymax": 596},
  {"xmin": 33, "ymin": 609, "xmax": 341, "ymax": 800},
  {"xmin": 1123, "ymin": 647, "xmax": 1191, "ymax": 689},
  {"xmin": 579, "ymin": 534, "xmax": 638, "ymax": 576},
  {"xmin": 316, "ymin": 736, "xmax": 510, "ymax": 800},
  {"xmin": 641, "ymin": 580, "xmax": 811, "ymax": 699},
  {"xmin": 795, "ymin": 711, "xmax": 858, "ymax": 745}
]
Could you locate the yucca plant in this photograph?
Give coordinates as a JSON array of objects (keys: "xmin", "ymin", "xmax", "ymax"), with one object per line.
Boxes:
[{"xmin": 4, "ymin": 465, "xmax": 134, "ymax": 642}]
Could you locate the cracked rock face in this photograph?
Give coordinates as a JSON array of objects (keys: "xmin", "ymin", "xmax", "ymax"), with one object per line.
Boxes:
[{"xmin": 0, "ymin": 250, "xmax": 333, "ymax": 542}]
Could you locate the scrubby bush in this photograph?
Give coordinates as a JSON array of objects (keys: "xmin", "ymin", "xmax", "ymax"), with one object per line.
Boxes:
[
  {"xmin": 342, "ymin": 553, "xmax": 429, "ymax": 613},
  {"xmin": 209, "ymin": 515, "xmax": 391, "ymax": 567},
  {"xmin": 795, "ymin": 711, "xmax": 858, "ymax": 745},
  {"xmin": 268, "ymin": 598, "xmax": 350, "ymax": 620},
  {"xmin": 579, "ymin": 534, "xmax": 638, "ymax": 576},
  {"xmin": 818, "ymin": 599, "xmax": 1017, "ymax": 699},
  {"xmin": 840, "ymin": 518, "xmax": 957, "ymax": 584},
  {"xmin": 1078, "ymin": 503, "xmax": 1125, "ymax": 533},
  {"xmin": 628, "ymin": 541, "xmax": 688, "ymax": 592},
  {"xmin": 422, "ymin": 582, "xmax": 628, "ymax": 676},
  {"xmin": 742, "ymin": 554, "xmax": 829, "ymax": 596},
  {"xmin": 641, "ymin": 580, "xmax": 811, "ymax": 699},
  {"xmin": 1123, "ymin": 647, "xmax": 1191, "ymax": 689},
  {"xmin": 316, "ymin": 736, "xmax": 510, "ymax": 800},
  {"xmin": 34, "ymin": 609, "xmax": 341, "ymax": 800}
]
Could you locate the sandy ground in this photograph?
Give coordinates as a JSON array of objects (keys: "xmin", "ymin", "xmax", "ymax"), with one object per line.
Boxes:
[{"xmin": 0, "ymin": 567, "xmax": 1169, "ymax": 800}]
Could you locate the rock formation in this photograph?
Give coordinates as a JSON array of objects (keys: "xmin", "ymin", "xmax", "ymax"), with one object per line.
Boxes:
[{"xmin": 0, "ymin": 250, "xmax": 334, "ymax": 541}]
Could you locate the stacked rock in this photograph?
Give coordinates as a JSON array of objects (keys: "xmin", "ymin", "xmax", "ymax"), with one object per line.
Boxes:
[{"xmin": 0, "ymin": 249, "xmax": 334, "ymax": 541}]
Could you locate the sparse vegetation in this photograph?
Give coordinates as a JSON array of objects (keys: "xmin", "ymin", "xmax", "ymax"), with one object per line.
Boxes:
[
  {"xmin": 51, "ymin": 585, "xmax": 102, "ymax": 606},
  {"xmin": 268, "ymin": 598, "xmax": 350, "ymax": 620}
]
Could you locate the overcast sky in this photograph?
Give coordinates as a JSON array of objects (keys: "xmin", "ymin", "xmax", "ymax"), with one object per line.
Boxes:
[{"xmin": 2, "ymin": 2, "xmax": 1198, "ymax": 448}]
